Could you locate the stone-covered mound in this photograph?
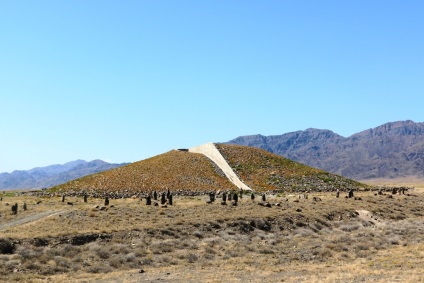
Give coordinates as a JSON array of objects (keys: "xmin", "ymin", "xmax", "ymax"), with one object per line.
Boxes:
[
  {"xmin": 215, "ymin": 143, "xmax": 369, "ymax": 192},
  {"xmin": 51, "ymin": 150, "xmax": 237, "ymax": 195}
]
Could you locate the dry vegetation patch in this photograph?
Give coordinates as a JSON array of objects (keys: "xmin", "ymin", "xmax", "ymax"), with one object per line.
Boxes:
[{"xmin": 1, "ymin": 190, "xmax": 423, "ymax": 282}]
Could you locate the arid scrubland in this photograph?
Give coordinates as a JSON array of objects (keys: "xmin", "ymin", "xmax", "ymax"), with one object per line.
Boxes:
[{"xmin": 1, "ymin": 189, "xmax": 423, "ymax": 282}]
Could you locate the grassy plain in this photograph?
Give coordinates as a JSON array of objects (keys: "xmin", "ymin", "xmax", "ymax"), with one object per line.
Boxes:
[{"xmin": 1, "ymin": 188, "xmax": 423, "ymax": 282}]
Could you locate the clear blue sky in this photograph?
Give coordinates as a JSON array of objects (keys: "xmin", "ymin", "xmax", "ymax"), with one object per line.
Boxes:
[{"xmin": 1, "ymin": 1, "xmax": 423, "ymax": 173}]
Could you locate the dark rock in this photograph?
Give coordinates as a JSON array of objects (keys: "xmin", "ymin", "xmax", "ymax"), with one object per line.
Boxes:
[
  {"xmin": 0, "ymin": 239, "xmax": 15, "ymax": 254},
  {"xmin": 250, "ymin": 218, "xmax": 271, "ymax": 231},
  {"xmin": 31, "ymin": 238, "xmax": 49, "ymax": 247}
]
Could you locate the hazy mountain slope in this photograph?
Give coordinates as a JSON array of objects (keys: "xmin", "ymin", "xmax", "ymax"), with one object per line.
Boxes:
[
  {"xmin": 227, "ymin": 120, "xmax": 424, "ymax": 180},
  {"xmin": 0, "ymin": 160, "xmax": 127, "ymax": 190}
]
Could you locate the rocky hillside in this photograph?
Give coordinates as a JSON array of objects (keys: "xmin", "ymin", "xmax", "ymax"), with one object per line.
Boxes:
[
  {"xmin": 52, "ymin": 145, "xmax": 367, "ymax": 195},
  {"xmin": 0, "ymin": 160, "xmax": 127, "ymax": 190},
  {"xmin": 227, "ymin": 120, "xmax": 424, "ymax": 180}
]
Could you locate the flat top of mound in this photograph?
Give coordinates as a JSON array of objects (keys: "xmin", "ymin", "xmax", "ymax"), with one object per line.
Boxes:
[
  {"xmin": 215, "ymin": 143, "xmax": 368, "ymax": 192},
  {"xmin": 52, "ymin": 150, "xmax": 237, "ymax": 194}
]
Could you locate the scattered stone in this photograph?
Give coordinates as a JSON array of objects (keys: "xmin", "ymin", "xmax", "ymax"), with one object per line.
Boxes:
[
  {"xmin": 146, "ymin": 195, "xmax": 152, "ymax": 205},
  {"xmin": 0, "ymin": 238, "xmax": 15, "ymax": 254},
  {"xmin": 31, "ymin": 238, "xmax": 49, "ymax": 247},
  {"xmin": 11, "ymin": 203, "xmax": 18, "ymax": 215}
]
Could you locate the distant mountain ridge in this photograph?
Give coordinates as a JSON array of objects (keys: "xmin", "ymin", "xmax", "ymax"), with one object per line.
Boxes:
[
  {"xmin": 0, "ymin": 160, "xmax": 128, "ymax": 190},
  {"xmin": 227, "ymin": 120, "xmax": 424, "ymax": 181}
]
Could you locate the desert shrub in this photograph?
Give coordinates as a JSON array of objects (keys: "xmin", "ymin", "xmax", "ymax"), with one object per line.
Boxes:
[
  {"xmin": 109, "ymin": 254, "xmax": 126, "ymax": 268},
  {"xmin": 96, "ymin": 247, "xmax": 110, "ymax": 259},
  {"xmin": 125, "ymin": 252, "xmax": 136, "ymax": 262},
  {"xmin": 259, "ymin": 248, "xmax": 275, "ymax": 255},
  {"xmin": 87, "ymin": 264, "xmax": 112, "ymax": 274},
  {"xmin": 4, "ymin": 259, "xmax": 20, "ymax": 272},
  {"xmin": 354, "ymin": 250, "xmax": 370, "ymax": 258},
  {"xmin": 187, "ymin": 253, "xmax": 198, "ymax": 263},
  {"xmin": 387, "ymin": 237, "xmax": 401, "ymax": 245},
  {"xmin": 354, "ymin": 244, "xmax": 370, "ymax": 251},
  {"xmin": 17, "ymin": 246, "xmax": 42, "ymax": 261},
  {"xmin": 150, "ymin": 241, "xmax": 175, "ymax": 254},
  {"xmin": 325, "ymin": 243, "xmax": 347, "ymax": 252},
  {"xmin": 203, "ymin": 237, "xmax": 222, "ymax": 247},
  {"xmin": 294, "ymin": 228, "xmax": 314, "ymax": 237},
  {"xmin": 139, "ymin": 255, "xmax": 153, "ymax": 265},
  {"xmin": 109, "ymin": 243, "xmax": 130, "ymax": 255},
  {"xmin": 54, "ymin": 256, "xmax": 71, "ymax": 267},
  {"xmin": 339, "ymin": 224, "xmax": 360, "ymax": 232},
  {"xmin": 193, "ymin": 230, "xmax": 203, "ymax": 238}
]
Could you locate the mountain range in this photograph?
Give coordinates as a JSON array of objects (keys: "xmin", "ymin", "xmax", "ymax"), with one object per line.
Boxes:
[
  {"xmin": 0, "ymin": 160, "xmax": 128, "ymax": 190},
  {"xmin": 227, "ymin": 120, "xmax": 424, "ymax": 181}
]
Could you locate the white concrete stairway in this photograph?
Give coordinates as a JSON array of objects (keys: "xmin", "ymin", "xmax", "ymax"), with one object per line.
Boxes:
[{"xmin": 189, "ymin": 142, "xmax": 252, "ymax": 191}]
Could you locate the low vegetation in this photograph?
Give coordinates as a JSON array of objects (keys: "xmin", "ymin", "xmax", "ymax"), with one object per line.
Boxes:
[
  {"xmin": 52, "ymin": 150, "xmax": 237, "ymax": 195},
  {"xmin": 0, "ymin": 189, "xmax": 423, "ymax": 282},
  {"xmin": 51, "ymin": 144, "xmax": 368, "ymax": 197},
  {"xmin": 215, "ymin": 143, "xmax": 368, "ymax": 192}
]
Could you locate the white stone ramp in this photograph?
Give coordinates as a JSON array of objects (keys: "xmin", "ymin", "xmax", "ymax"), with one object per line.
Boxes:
[{"xmin": 189, "ymin": 142, "xmax": 252, "ymax": 191}]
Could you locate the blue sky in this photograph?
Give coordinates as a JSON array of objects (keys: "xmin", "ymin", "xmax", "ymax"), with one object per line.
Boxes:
[{"xmin": 1, "ymin": 1, "xmax": 423, "ymax": 173}]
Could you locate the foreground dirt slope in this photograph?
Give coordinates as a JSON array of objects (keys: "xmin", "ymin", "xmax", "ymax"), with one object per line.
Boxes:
[{"xmin": 1, "ymin": 189, "xmax": 423, "ymax": 282}]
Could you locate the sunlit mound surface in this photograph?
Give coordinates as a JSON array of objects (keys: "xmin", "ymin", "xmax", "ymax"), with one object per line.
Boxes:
[
  {"xmin": 52, "ymin": 150, "xmax": 237, "ymax": 195},
  {"xmin": 52, "ymin": 144, "xmax": 368, "ymax": 195},
  {"xmin": 215, "ymin": 143, "xmax": 368, "ymax": 192}
]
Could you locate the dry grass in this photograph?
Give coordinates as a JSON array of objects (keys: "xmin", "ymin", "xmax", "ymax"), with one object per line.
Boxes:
[
  {"xmin": 360, "ymin": 176, "xmax": 424, "ymax": 188},
  {"xmin": 1, "ymin": 190, "xmax": 424, "ymax": 282}
]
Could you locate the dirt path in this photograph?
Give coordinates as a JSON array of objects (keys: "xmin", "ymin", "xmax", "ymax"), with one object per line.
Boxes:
[
  {"xmin": 189, "ymin": 142, "xmax": 252, "ymax": 191},
  {"xmin": 0, "ymin": 210, "xmax": 65, "ymax": 231}
]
